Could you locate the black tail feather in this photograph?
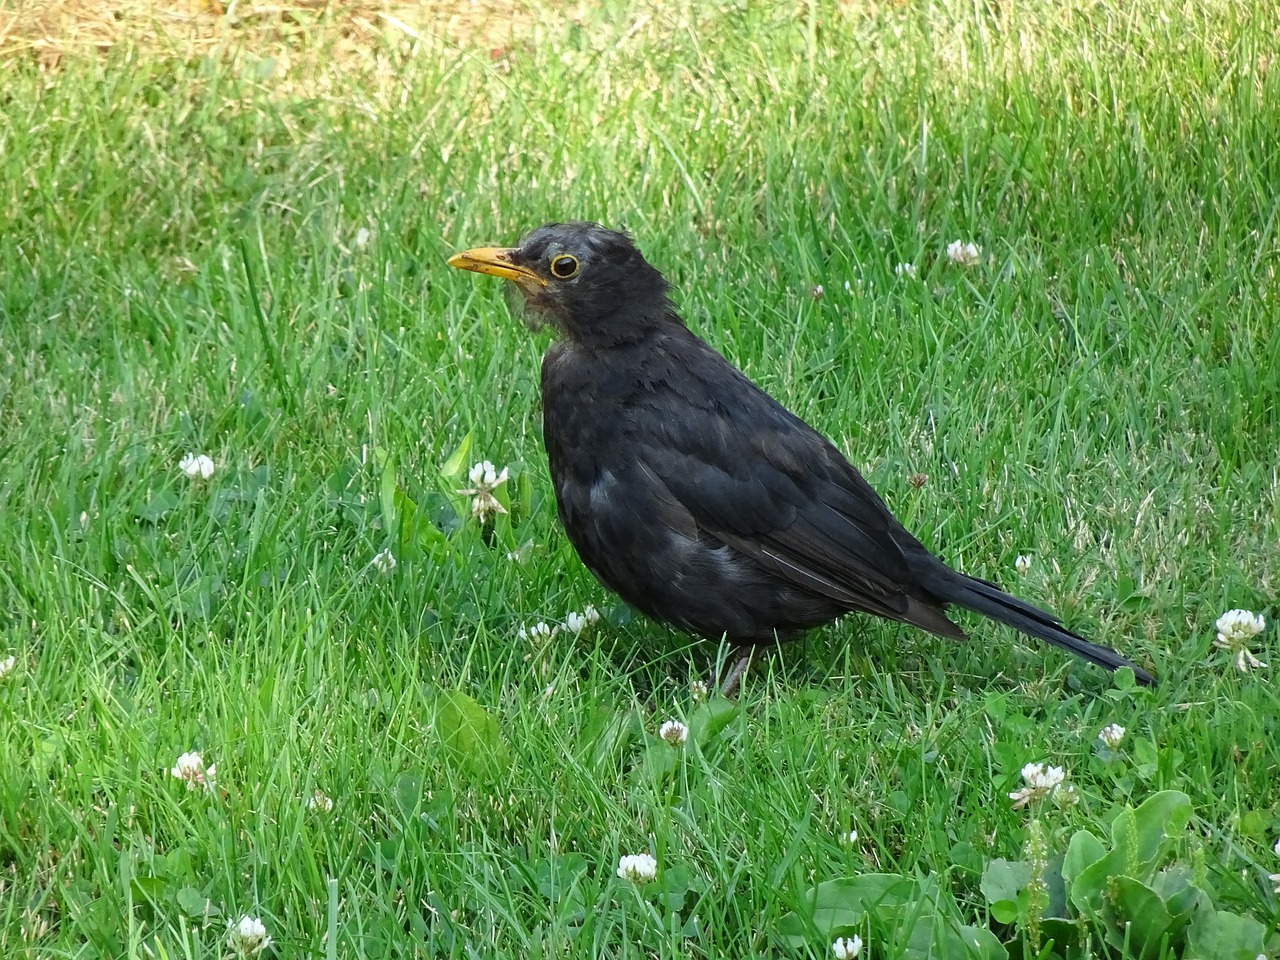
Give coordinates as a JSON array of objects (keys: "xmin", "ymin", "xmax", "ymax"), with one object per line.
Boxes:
[{"xmin": 936, "ymin": 572, "xmax": 1156, "ymax": 686}]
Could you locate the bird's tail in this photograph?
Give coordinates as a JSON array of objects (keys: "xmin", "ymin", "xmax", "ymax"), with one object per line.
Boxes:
[{"xmin": 936, "ymin": 572, "xmax": 1156, "ymax": 686}]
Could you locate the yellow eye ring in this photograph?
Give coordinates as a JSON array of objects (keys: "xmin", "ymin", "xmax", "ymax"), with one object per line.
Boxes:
[{"xmin": 549, "ymin": 254, "xmax": 580, "ymax": 280}]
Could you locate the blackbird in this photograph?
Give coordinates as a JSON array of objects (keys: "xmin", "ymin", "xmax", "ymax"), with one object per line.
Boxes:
[{"xmin": 447, "ymin": 222, "xmax": 1156, "ymax": 689}]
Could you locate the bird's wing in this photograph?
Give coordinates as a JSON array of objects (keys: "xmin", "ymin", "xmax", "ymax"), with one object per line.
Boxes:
[{"xmin": 624, "ymin": 335, "xmax": 927, "ymax": 621}]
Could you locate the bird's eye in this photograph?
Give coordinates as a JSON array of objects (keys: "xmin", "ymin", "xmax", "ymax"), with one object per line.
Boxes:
[{"xmin": 549, "ymin": 254, "xmax": 580, "ymax": 280}]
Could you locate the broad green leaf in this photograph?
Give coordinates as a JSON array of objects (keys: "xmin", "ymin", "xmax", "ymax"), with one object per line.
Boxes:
[
  {"xmin": 980, "ymin": 859, "xmax": 1031, "ymax": 907},
  {"xmin": 1185, "ymin": 909, "xmax": 1269, "ymax": 959},
  {"xmin": 895, "ymin": 876, "xmax": 1009, "ymax": 960},
  {"xmin": 432, "ymin": 689, "xmax": 509, "ymax": 776},
  {"xmin": 948, "ymin": 842, "xmax": 984, "ymax": 875},
  {"xmin": 533, "ymin": 853, "xmax": 589, "ymax": 903},
  {"xmin": 394, "ymin": 486, "xmax": 448, "ymax": 551},
  {"xmin": 393, "ymin": 772, "xmax": 424, "ymax": 818},
  {"xmin": 1062, "ymin": 829, "xmax": 1106, "ymax": 885},
  {"xmin": 953, "ymin": 924, "xmax": 1008, "ymax": 960},
  {"xmin": 778, "ymin": 874, "xmax": 916, "ymax": 945},
  {"xmin": 33, "ymin": 732, "xmax": 66, "ymax": 780},
  {"xmin": 130, "ymin": 875, "xmax": 167, "ymax": 904},
  {"xmin": 1039, "ymin": 918, "xmax": 1078, "ymax": 954},
  {"xmin": 898, "ymin": 900, "xmax": 945, "ymax": 958},
  {"xmin": 1043, "ymin": 853, "xmax": 1069, "ymax": 920},
  {"xmin": 813, "ymin": 873, "xmax": 918, "ymax": 916},
  {"xmin": 135, "ymin": 488, "xmax": 180, "ymax": 522},
  {"xmin": 1238, "ymin": 808, "xmax": 1271, "ymax": 840},
  {"xmin": 175, "ymin": 887, "xmax": 219, "ymax": 918},
  {"xmin": 659, "ymin": 863, "xmax": 701, "ymax": 913},
  {"xmin": 516, "ymin": 468, "xmax": 534, "ymax": 519},
  {"xmin": 1064, "ymin": 830, "xmax": 1110, "ymax": 919},
  {"xmin": 440, "ymin": 432, "xmax": 473, "ymax": 481},
  {"xmin": 688, "ymin": 697, "xmax": 737, "ymax": 745},
  {"xmin": 1151, "ymin": 865, "xmax": 1210, "ymax": 924},
  {"xmin": 1069, "ymin": 793, "xmax": 1192, "ymax": 928},
  {"xmin": 988, "ymin": 899, "xmax": 1018, "ymax": 924},
  {"xmin": 1112, "ymin": 666, "xmax": 1138, "ymax": 690},
  {"xmin": 1103, "ymin": 877, "xmax": 1174, "ymax": 955},
  {"xmin": 1071, "ymin": 850, "xmax": 1126, "ymax": 919},
  {"xmin": 901, "ymin": 911, "xmax": 1005, "ymax": 960},
  {"xmin": 642, "ymin": 738, "xmax": 679, "ymax": 784},
  {"xmin": 392, "ymin": 486, "xmax": 417, "ymax": 549},
  {"xmin": 1128, "ymin": 791, "xmax": 1192, "ymax": 865}
]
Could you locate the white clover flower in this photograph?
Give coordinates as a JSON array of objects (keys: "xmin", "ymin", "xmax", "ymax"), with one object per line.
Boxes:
[
  {"xmin": 1213, "ymin": 608, "xmax": 1267, "ymax": 671},
  {"xmin": 517, "ymin": 621, "xmax": 558, "ymax": 643},
  {"xmin": 178, "ymin": 453, "xmax": 216, "ymax": 480},
  {"xmin": 1274, "ymin": 837, "xmax": 1280, "ymax": 857},
  {"xmin": 227, "ymin": 915, "xmax": 271, "ymax": 955},
  {"xmin": 1008, "ymin": 762, "xmax": 1068, "ymax": 810},
  {"xmin": 833, "ymin": 935, "xmax": 863, "ymax": 959},
  {"xmin": 307, "ymin": 789, "xmax": 334, "ymax": 813},
  {"xmin": 1216, "ymin": 609, "xmax": 1265, "ymax": 642},
  {"xmin": 1023, "ymin": 762, "xmax": 1065, "ymax": 790},
  {"xmin": 894, "ymin": 262, "xmax": 917, "ymax": 278},
  {"xmin": 616, "ymin": 852, "xmax": 657, "ymax": 883},
  {"xmin": 946, "ymin": 240, "xmax": 982, "ymax": 267},
  {"xmin": 812, "ymin": 284, "xmax": 825, "ymax": 299},
  {"xmin": 0, "ymin": 655, "xmax": 15, "ymax": 680},
  {"xmin": 1054, "ymin": 783, "xmax": 1080, "ymax": 808},
  {"xmin": 456, "ymin": 460, "xmax": 510, "ymax": 523},
  {"xmin": 354, "ymin": 227, "xmax": 371, "ymax": 250},
  {"xmin": 564, "ymin": 605, "xmax": 601, "ymax": 634},
  {"xmin": 369, "ymin": 549, "xmax": 397, "ymax": 574},
  {"xmin": 469, "ymin": 460, "xmax": 504, "ymax": 488},
  {"xmin": 1014, "ymin": 554, "xmax": 1032, "ymax": 576},
  {"xmin": 659, "ymin": 719, "xmax": 688, "ymax": 746},
  {"xmin": 1097, "ymin": 724, "xmax": 1126, "ymax": 749},
  {"xmin": 170, "ymin": 751, "xmax": 216, "ymax": 792},
  {"xmin": 690, "ymin": 679, "xmax": 710, "ymax": 703},
  {"xmin": 842, "ymin": 829, "xmax": 859, "ymax": 844},
  {"xmin": 565, "ymin": 604, "xmax": 601, "ymax": 635}
]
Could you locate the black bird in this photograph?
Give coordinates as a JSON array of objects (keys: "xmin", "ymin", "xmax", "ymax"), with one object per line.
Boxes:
[{"xmin": 447, "ymin": 222, "xmax": 1155, "ymax": 690}]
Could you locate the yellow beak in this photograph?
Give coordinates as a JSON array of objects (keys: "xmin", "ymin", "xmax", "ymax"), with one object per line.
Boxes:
[{"xmin": 446, "ymin": 247, "xmax": 548, "ymax": 287}]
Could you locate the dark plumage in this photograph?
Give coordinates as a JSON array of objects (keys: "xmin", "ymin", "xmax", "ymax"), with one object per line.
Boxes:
[{"xmin": 447, "ymin": 222, "xmax": 1156, "ymax": 688}]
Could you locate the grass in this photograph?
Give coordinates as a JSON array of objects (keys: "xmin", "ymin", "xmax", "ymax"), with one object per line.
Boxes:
[{"xmin": 1, "ymin": 0, "xmax": 1279, "ymax": 956}]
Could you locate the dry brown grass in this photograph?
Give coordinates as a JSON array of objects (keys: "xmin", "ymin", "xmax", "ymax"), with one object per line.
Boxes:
[{"xmin": 1, "ymin": 0, "xmax": 545, "ymax": 70}]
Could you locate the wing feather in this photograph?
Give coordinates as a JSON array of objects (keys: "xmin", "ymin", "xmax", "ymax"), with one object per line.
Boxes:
[{"xmin": 624, "ymin": 337, "xmax": 928, "ymax": 618}]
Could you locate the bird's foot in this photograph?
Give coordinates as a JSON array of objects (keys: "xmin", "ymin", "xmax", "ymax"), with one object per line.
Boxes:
[{"xmin": 718, "ymin": 646, "xmax": 756, "ymax": 699}]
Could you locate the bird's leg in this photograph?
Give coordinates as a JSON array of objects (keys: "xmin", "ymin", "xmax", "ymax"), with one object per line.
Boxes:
[{"xmin": 718, "ymin": 644, "xmax": 757, "ymax": 699}]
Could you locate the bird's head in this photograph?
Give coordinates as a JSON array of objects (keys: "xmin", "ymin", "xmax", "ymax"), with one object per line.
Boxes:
[{"xmin": 447, "ymin": 222, "xmax": 675, "ymax": 346}]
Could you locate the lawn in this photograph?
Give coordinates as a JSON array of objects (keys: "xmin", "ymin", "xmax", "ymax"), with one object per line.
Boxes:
[{"xmin": 1, "ymin": 0, "xmax": 1278, "ymax": 957}]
